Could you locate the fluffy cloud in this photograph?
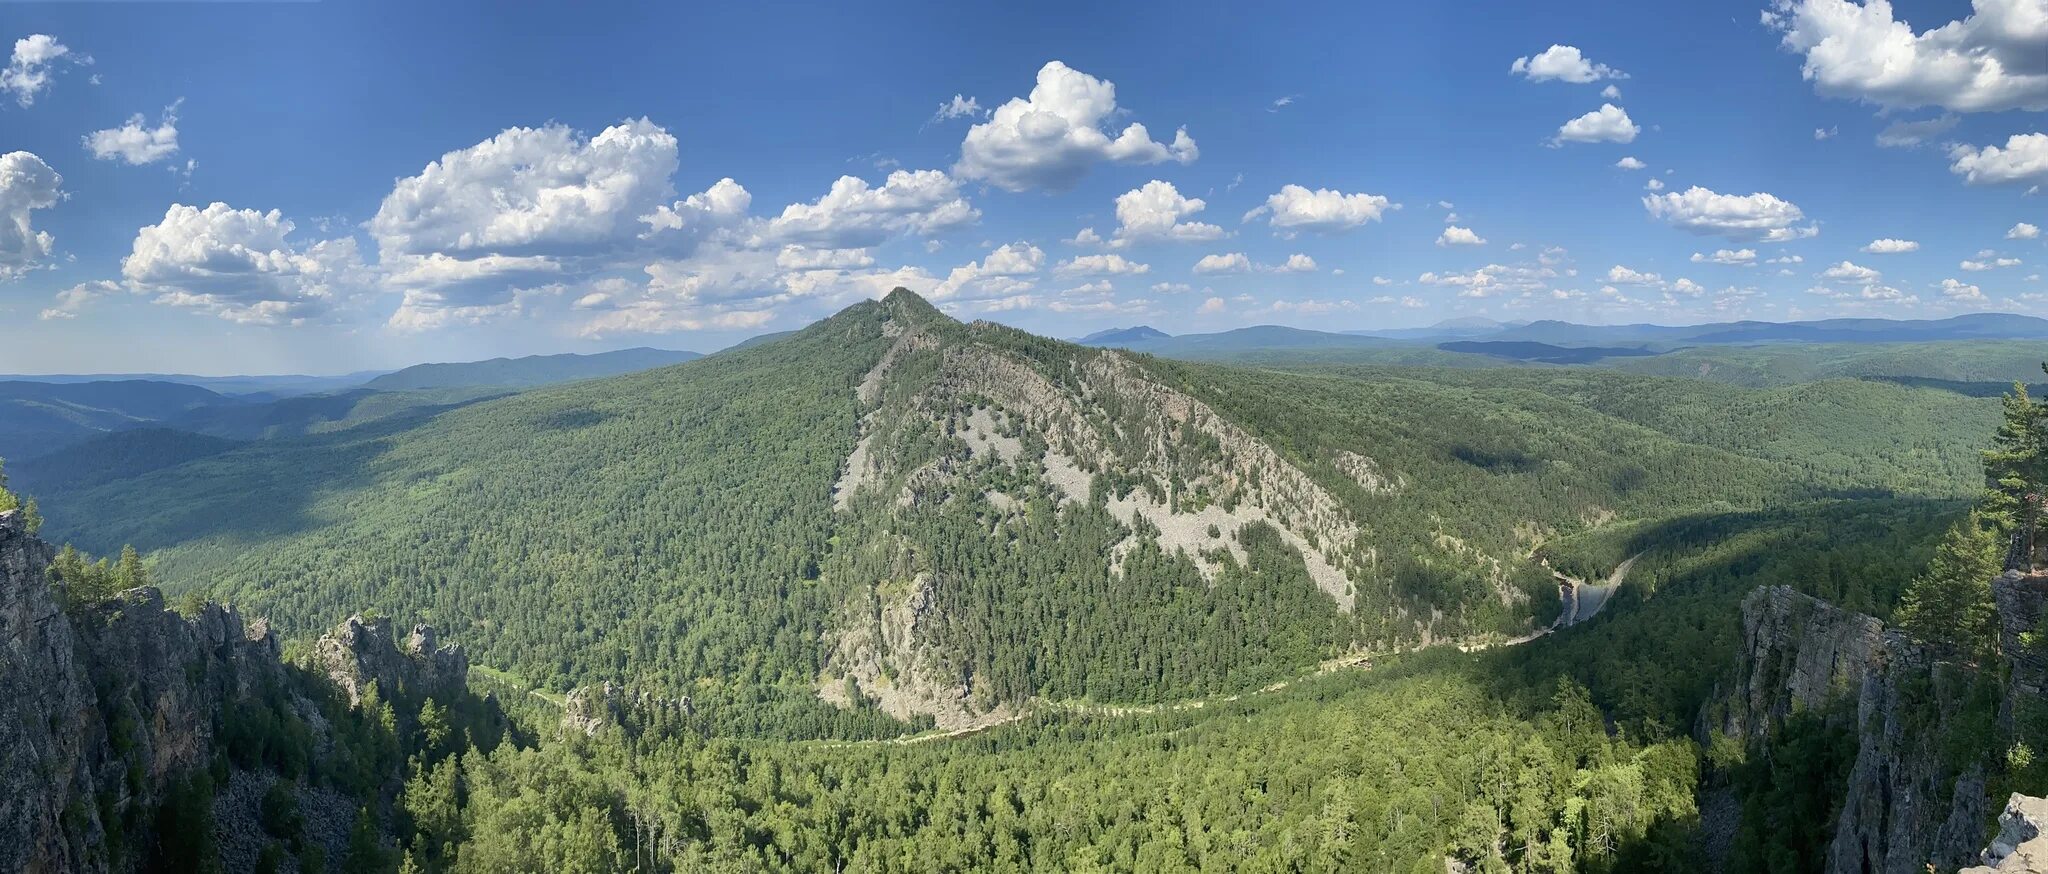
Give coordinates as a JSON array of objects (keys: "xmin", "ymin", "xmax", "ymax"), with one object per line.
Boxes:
[
  {"xmin": 954, "ymin": 61, "xmax": 1197, "ymax": 192},
  {"xmin": 2, "ymin": 35, "xmax": 85, "ymax": 107},
  {"xmin": 1275, "ymin": 253, "xmax": 1317, "ymax": 273},
  {"xmin": 1961, "ymin": 253, "xmax": 2023, "ymax": 270},
  {"xmin": 85, "ymin": 101, "xmax": 181, "ymax": 165},
  {"xmin": 1056, "ymin": 253, "xmax": 1151, "ymax": 276},
  {"xmin": 931, "ymin": 243, "xmax": 1045, "ymax": 300},
  {"xmin": 372, "ymin": 119, "xmax": 681, "ymax": 264},
  {"xmin": 775, "ymin": 245, "xmax": 873, "ymax": 270},
  {"xmin": 1861, "ymin": 238, "xmax": 1920, "ymax": 253},
  {"xmin": 1553, "ymin": 104, "xmax": 1639, "ymax": 145},
  {"xmin": 1874, "ymin": 114, "xmax": 1957, "ymax": 148},
  {"xmin": 1615, "ymin": 156, "xmax": 1647, "ymax": 170},
  {"xmin": 1939, "ymin": 277, "xmax": 1988, "ymax": 301},
  {"xmin": 1192, "ymin": 252, "xmax": 1316, "ymax": 274},
  {"xmin": 1198, "ymin": 296, "xmax": 1227, "ymax": 314},
  {"xmin": 39, "ymin": 279, "xmax": 117, "ymax": 320},
  {"xmin": 1643, "ymin": 186, "xmax": 1816, "ymax": 241},
  {"xmin": 1510, "ymin": 45, "xmax": 1627, "ymax": 83},
  {"xmin": 1820, "ymin": 260, "xmax": 1882, "ymax": 282},
  {"xmin": 1606, "ymin": 264, "xmax": 1663, "ymax": 284},
  {"xmin": 764, "ymin": 169, "xmax": 978, "ymax": 248},
  {"xmin": 1437, "ymin": 225, "xmax": 1487, "ymax": 246},
  {"xmin": 369, "ymin": 120, "xmax": 779, "ymax": 329},
  {"xmin": 122, "ymin": 202, "xmax": 370, "ymax": 325},
  {"xmin": 1692, "ymin": 248, "xmax": 1759, "ymax": 265},
  {"xmin": 1241, "ymin": 184, "xmax": 1396, "ymax": 233},
  {"xmin": 1948, "ymin": 133, "xmax": 2048, "ymax": 186},
  {"xmin": 0, "ymin": 151, "xmax": 62, "ymax": 280},
  {"xmin": 2009, "ymin": 222, "xmax": 2041, "ymax": 240},
  {"xmin": 930, "ymin": 94, "xmax": 984, "ymax": 122},
  {"xmin": 1763, "ymin": 0, "xmax": 2048, "ymax": 113},
  {"xmin": 1109, "ymin": 180, "xmax": 1224, "ymax": 244},
  {"xmin": 1193, "ymin": 252, "xmax": 1252, "ymax": 274},
  {"xmin": 1420, "ymin": 263, "xmax": 1558, "ymax": 297}
]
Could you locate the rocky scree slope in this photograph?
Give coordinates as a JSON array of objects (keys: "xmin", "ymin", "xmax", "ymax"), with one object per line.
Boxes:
[{"xmin": 815, "ymin": 292, "xmax": 1485, "ymax": 729}]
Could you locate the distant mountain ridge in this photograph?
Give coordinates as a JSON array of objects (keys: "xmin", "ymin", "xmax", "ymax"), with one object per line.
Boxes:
[
  {"xmin": 364, "ymin": 347, "xmax": 702, "ymax": 391},
  {"xmin": 1073, "ymin": 311, "xmax": 2048, "ymax": 362},
  {"xmin": 1076, "ymin": 325, "xmax": 1171, "ymax": 345}
]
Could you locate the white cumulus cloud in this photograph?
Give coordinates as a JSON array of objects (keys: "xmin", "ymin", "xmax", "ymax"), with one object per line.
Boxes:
[
  {"xmin": 1763, "ymin": 0, "xmax": 2048, "ymax": 113},
  {"xmin": 1553, "ymin": 104, "xmax": 1640, "ymax": 145},
  {"xmin": 1110, "ymin": 180, "xmax": 1224, "ymax": 244},
  {"xmin": 954, "ymin": 61, "xmax": 1196, "ymax": 192},
  {"xmin": 1510, "ymin": 45, "xmax": 1627, "ymax": 83},
  {"xmin": 1692, "ymin": 248, "xmax": 1759, "ymax": 265},
  {"xmin": 85, "ymin": 101, "xmax": 182, "ymax": 165},
  {"xmin": 1861, "ymin": 238, "xmax": 1920, "ymax": 253},
  {"xmin": 1242, "ymin": 184, "xmax": 1396, "ymax": 233},
  {"xmin": 2, "ymin": 34, "xmax": 87, "ymax": 107},
  {"xmin": 1437, "ymin": 226, "xmax": 1487, "ymax": 246},
  {"xmin": 1193, "ymin": 252, "xmax": 1252, "ymax": 274},
  {"xmin": 0, "ymin": 151, "xmax": 62, "ymax": 280},
  {"xmin": 1949, "ymin": 133, "xmax": 2048, "ymax": 186},
  {"xmin": 1643, "ymin": 186, "xmax": 1817, "ymax": 242},
  {"xmin": 122, "ymin": 202, "xmax": 371, "ymax": 325},
  {"xmin": 1056, "ymin": 253, "xmax": 1151, "ymax": 276},
  {"xmin": 764, "ymin": 169, "xmax": 979, "ymax": 248}
]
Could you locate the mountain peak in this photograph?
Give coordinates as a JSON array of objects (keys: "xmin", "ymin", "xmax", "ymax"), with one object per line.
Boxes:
[{"xmin": 880, "ymin": 287, "xmax": 947, "ymax": 322}]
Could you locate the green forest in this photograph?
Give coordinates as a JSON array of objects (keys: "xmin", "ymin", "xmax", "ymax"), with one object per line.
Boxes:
[{"xmin": 11, "ymin": 291, "xmax": 2048, "ymax": 872}]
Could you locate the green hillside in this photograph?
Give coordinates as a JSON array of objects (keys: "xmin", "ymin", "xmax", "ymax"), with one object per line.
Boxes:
[
  {"xmin": 363, "ymin": 347, "xmax": 702, "ymax": 391},
  {"xmin": 25, "ymin": 291, "xmax": 1991, "ymax": 738}
]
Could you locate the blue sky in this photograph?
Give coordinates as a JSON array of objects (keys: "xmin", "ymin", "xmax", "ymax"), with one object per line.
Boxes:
[{"xmin": 2, "ymin": 0, "xmax": 2045, "ymax": 374}]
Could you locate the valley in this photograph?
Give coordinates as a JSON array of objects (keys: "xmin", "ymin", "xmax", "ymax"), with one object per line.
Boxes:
[{"xmin": 4, "ymin": 289, "xmax": 2044, "ymax": 873}]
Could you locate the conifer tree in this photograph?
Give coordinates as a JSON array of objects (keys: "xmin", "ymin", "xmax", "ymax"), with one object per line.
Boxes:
[{"xmin": 1894, "ymin": 511, "xmax": 2003, "ymax": 660}]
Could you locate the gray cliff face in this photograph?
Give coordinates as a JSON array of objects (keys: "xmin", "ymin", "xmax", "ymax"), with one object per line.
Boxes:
[
  {"xmin": 1711, "ymin": 585, "xmax": 1885, "ymax": 746},
  {"xmin": 1714, "ymin": 585, "xmax": 1999, "ymax": 874},
  {"xmin": 0, "ymin": 507, "xmax": 474, "ymax": 872},
  {"xmin": 0, "ymin": 507, "xmax": 285, "ymax": 872}
]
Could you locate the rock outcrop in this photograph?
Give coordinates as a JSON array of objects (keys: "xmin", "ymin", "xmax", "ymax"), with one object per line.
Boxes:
[
  {"xmin": 1710, "ymin": 586, "xmax": 1994, "ymax": 874},
  {"xmin": 1965, "ymin": 794, "xmax": 2048, "ymax": 873},
  {"xmin": 0, "ymin": 506, "xmax": 480, "ymax": 872},
  {"xmin": 314, "ymin": 613, "xmax": 469, "ymax": 707},
  {"xmin": 0, "ymin": 507, "xmax": 288, "ymax": 872}
]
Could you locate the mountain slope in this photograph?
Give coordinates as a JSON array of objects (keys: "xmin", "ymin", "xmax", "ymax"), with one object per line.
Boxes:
[
  {"xmin": 1075, "ymin": 325, "xmax": 1170, "ymax": 345},
  {"xmin": 0, "ymin": 379, "xmax": 235, "ymax": 460},
  {"xmin": 363, "ymin": 347, "xmax": 701, "ymax": 391},
  {"xmin": 22, "ymin": 290, "xmax": 1986, "ymax": 734}
]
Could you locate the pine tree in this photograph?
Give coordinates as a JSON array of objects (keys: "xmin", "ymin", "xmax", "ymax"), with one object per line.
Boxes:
[
  {"xmin": 1984, "ymin": 377, "xmax": 2047, "ymax": 530},
  {"xmin": 1894, "ymin": 511, "xmax": 2003, "ymax": 660},
  {"xmin": 116, "ymin": 544, "xmax": 149, "ymax": 591}
]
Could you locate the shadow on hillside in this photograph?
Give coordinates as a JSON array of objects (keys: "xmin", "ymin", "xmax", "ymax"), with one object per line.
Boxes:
[
  {"xmin": 1865, "ymin": 376, "xmax": 2048, "ymax": 399},
  {"xmin": 32, "ymin": 397, "xmax": 494, "ymax": 555}
]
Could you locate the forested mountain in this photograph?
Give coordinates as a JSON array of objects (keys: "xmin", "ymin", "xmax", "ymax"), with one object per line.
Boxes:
[
  {"xmin": 7, "ymin": 288, "xmax": 2046, "ymax": 872},
  {"xmin": 1075, "ymin": 325, "xmax": 1171, "ymax": 345},
  {"xmin": 363, "ymin": 347, "xmax": 702, "ymax": 391},
  {"xmin": 0, "ymin": 379, "xmax": 234, "ymax": 460},
  {"xmin": 23, "ymin": 290, "xmax": 1996, "ymax": 737}
]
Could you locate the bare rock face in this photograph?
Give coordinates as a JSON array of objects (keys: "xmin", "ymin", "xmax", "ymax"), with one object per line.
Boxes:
[
  {"xmin": 0, "ymin": 508, "xmax": 285, "ymax": 873},
  {"xmin": 314, "ymin": 614, "xmax": 468, "ymax": 707},
  {"xmin": 1964, "ymin": 794, "xmax": 2048, "ymax": 873},
  {"xmin": 1710, "ymin": 586, "xmax": 1886, "ymax": 746},
  {"xmin": 1995, "ymin": 571, "xmax": 2048, "ymax": 703},
  {"xmin": 1710, "ymin": 585, "xmax": 1992, "ymax": 874}
]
